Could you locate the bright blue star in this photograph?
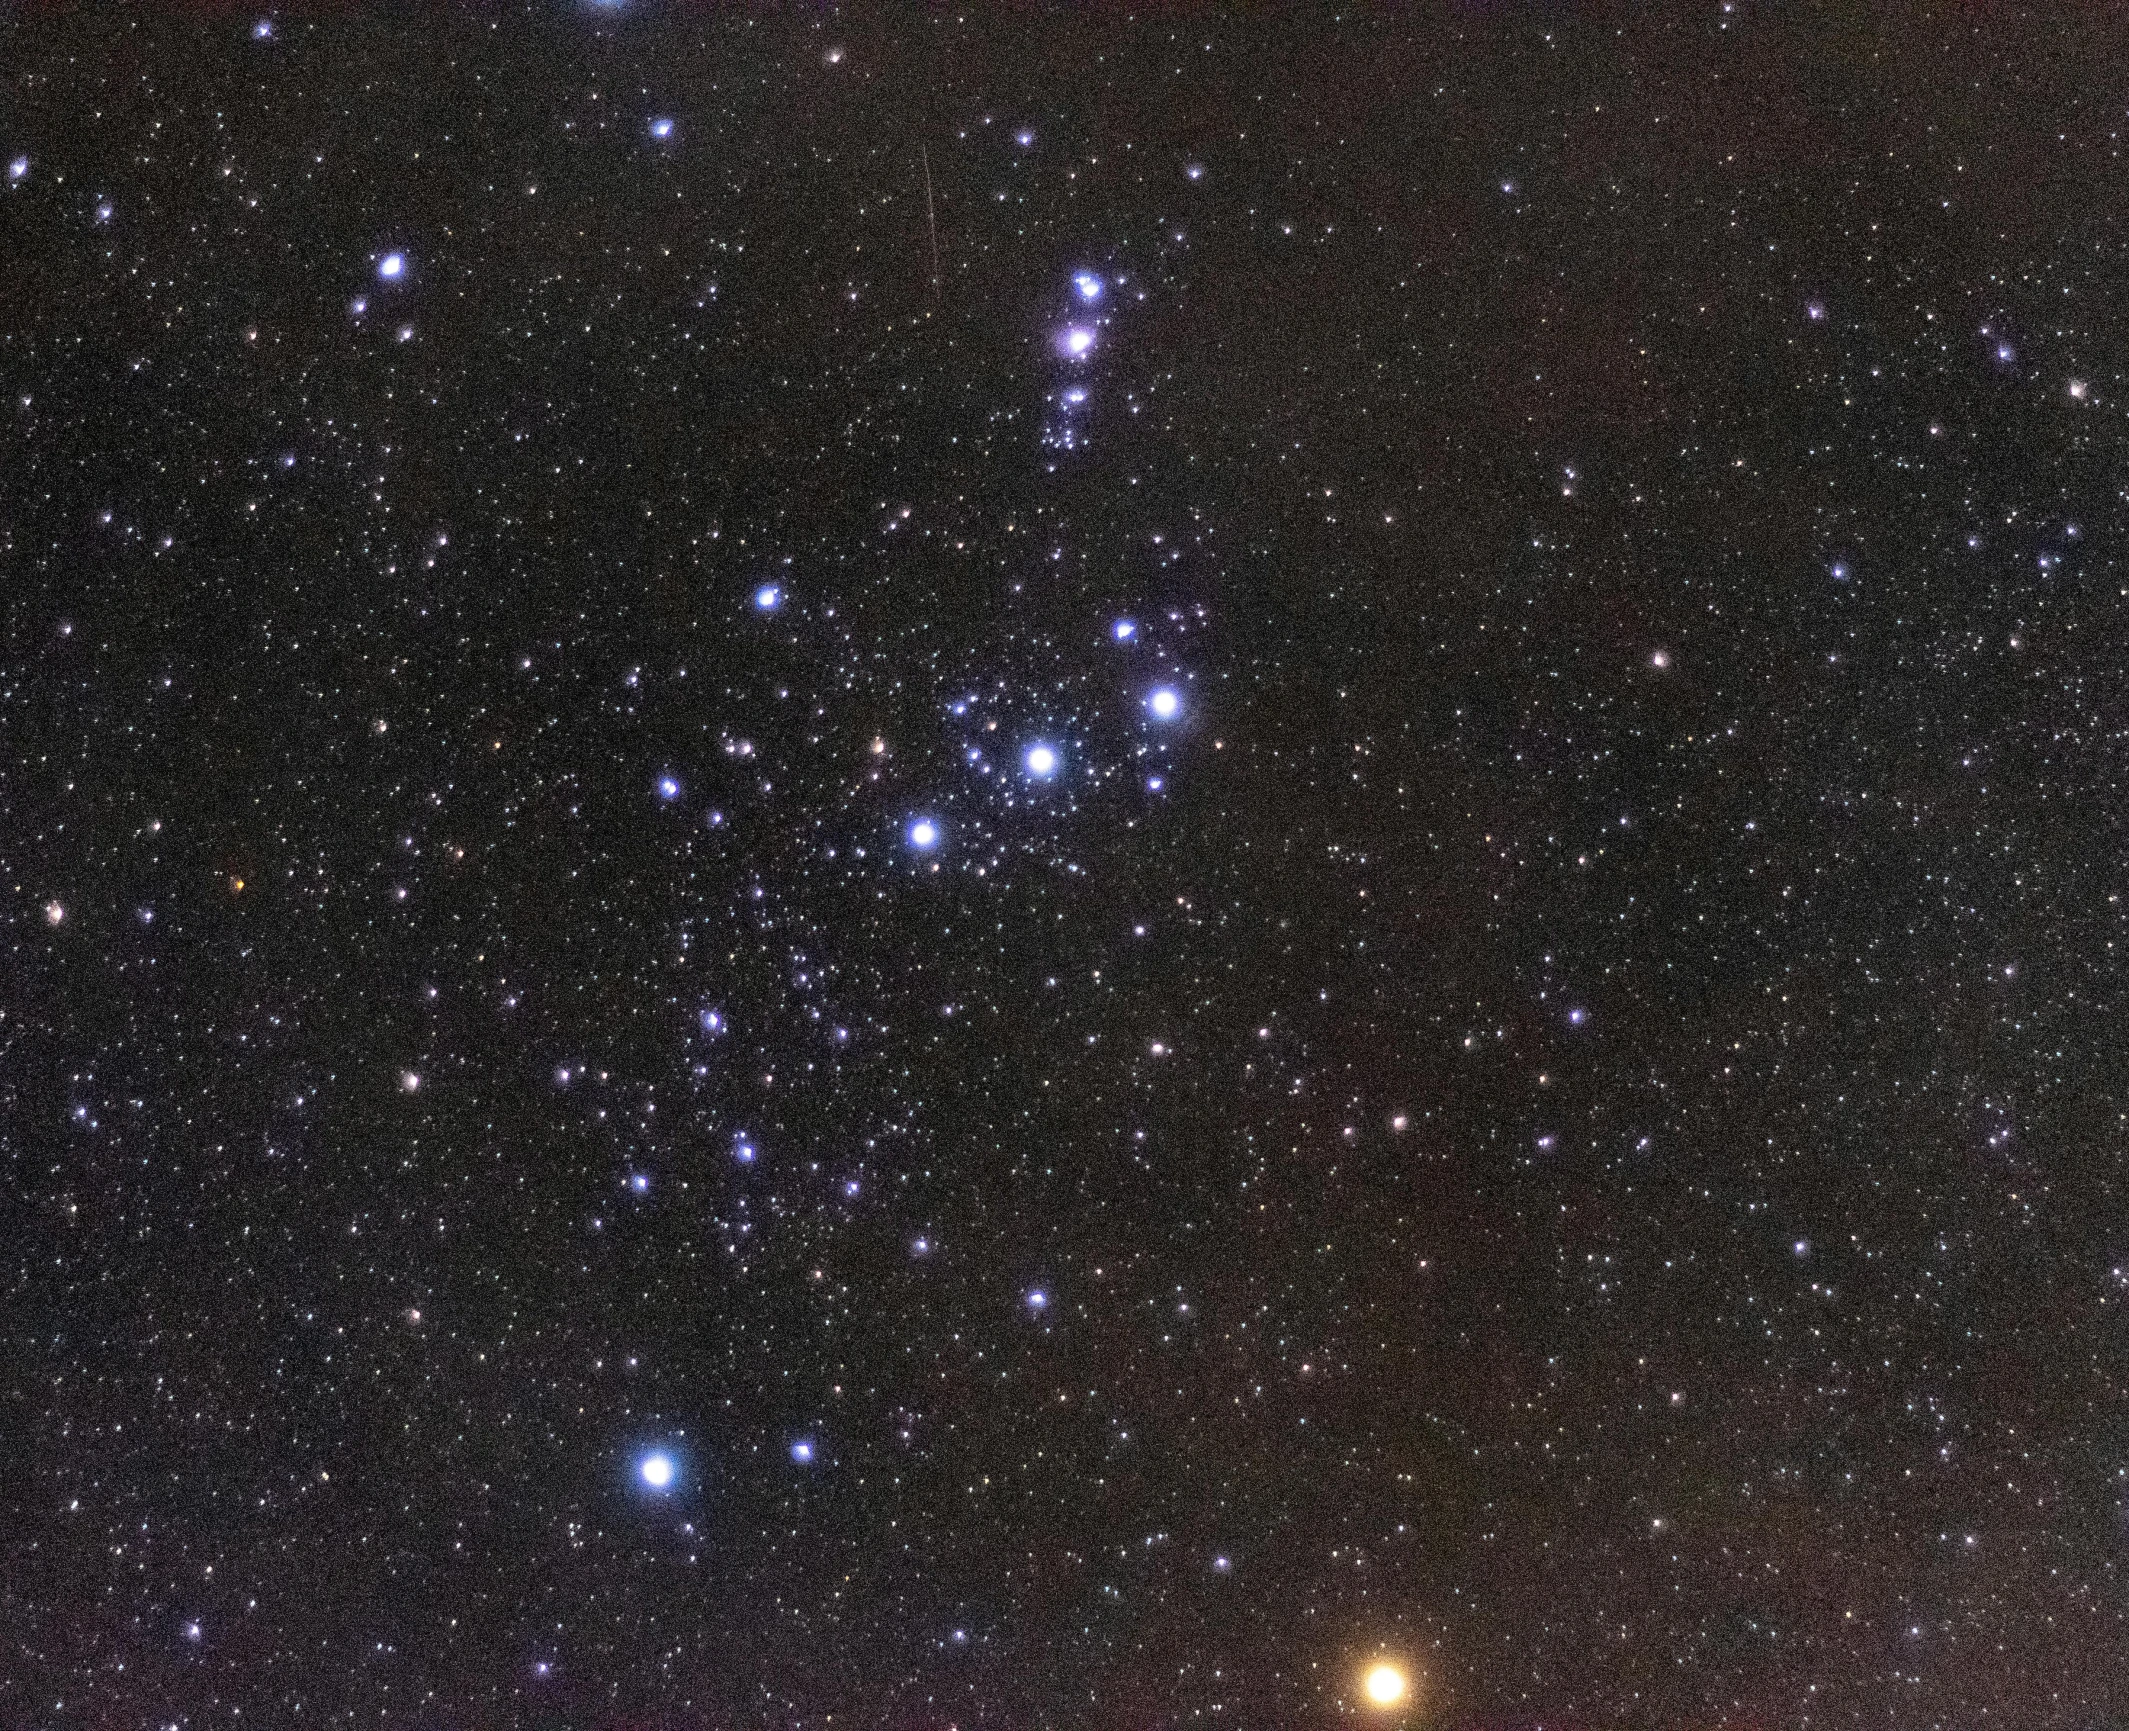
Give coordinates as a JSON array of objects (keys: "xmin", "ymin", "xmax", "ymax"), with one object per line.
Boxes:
[
  {"xmin": 754, "ymin": 583, "xmax": 782, "ymax": 611},
  {"xmin": 377, "ymin": 252, "xmax": 406, "ymax": 281},
  {"xmin": 1024, "ymin": 743, "xmax": 1058, "ymax": 778},
  {"xmin": 656, "ymin": 775, "xmax": 681, "ymax": 801},
  {"xmin": 1148, "ymin": 687, "xmax": 1181, "ymax": 720},
  {"xmin": 1073, "ymin": 271, "xmax": 1104, "ymax": 302},
  {"xmin": 252, "ymin": 17, "xmax": 273, "ymax": 38},
  {"xmin": 1015, "ymin": 129, "xmax": 1034, "ymax": 147},
  {"xmin": 639, "ymin": 1452, "xmax": 675, "ymax": 1489},
  {"xmin": 629, "ymin": 1172, "xmax": 650, "ymax": 1194},
  {"xmin": 649, "ymin": 116, "xmax": 675, "ymax": 140},
  {"xmin": 908, "ymin": 818, "xmax": 940, "ymax": 850},
  {"xmin": 790, "ymin": 1439, "xmax": 815, "ymax": 1464},
  {"xmin": 1059, "ymin": 326, "xmax": 1095, "ymax": 359},
  {"xmin": 1026, "ymin": 1289, "xmax": 1048, "ymax": 1311},
  {"xmin": 734, "ymin": 1138, "xmax": 756, "ymax": 1164},
  {"xmin": 7, "ymin": 157, "xmax": 27, "ymax": 183},
  {"xmin": 1113, "ymin": 618, "xmax": 1136, "ymax": 641}
]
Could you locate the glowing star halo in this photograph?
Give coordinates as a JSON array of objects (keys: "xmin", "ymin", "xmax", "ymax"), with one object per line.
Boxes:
[
  {"xmin": 1362, "ymin": 1661, "xmax": 1408, "ymax": 1707},
  {"xmin": 639, "ymin": 1452, "xmax": 675, "ymax": 1489}
]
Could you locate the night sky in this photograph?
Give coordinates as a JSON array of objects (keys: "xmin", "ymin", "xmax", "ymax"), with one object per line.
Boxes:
[{"xmin": 8, "ymin": 4, "xmax": 2129, "ymax": 1726}]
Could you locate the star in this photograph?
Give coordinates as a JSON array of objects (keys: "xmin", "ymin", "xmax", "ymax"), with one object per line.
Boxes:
[
  {"xmin": 790, "ymin": 1438, "xmax": 815, "ymax": 1464},
  {"xmin": 648, "ymin": 116, "xmax": 675, "ymax": 140},
  {"xmin": 1362, "ymin": 1662, "xmax": 1407, "ymax": 1706},
  {"xmin": 1025, "ymin": 1288, "xmax": 1048, "ymax": 1311},
  {"xmin": 377, "ymin": 251, "xmax": 406, "ymax": 281},
  {"xmin": 1058, "ymin": 326, "xmax": 1095, "ymax": 359},
  {"xmin": 908, "ymin": 817, "xmax": 940, "ymax": 849},
  {"xmin": 7, "ymin": 157, "xmax": 27, "ymax": 183},
  {"xmin": 753, "ymin": 583, "xmax": 782, "ymax": 611},
  {"xmin": 656, "ymin": 775, "xmax": 681, "ymax": 801},
  {"xmin": 1112, "ymin": 618, "xmax": 1136, "ymax": 640},
  {"xmin": 1024, "ymin": 743, "xmax": 1058, "ymax": 777},
  {"xmin": 251, "ymin": 17, "xmax": 273, "ymax": 38},
  {"xmin": 1147, "ymin": 687, "xmax": 1180, "ymax": 720},
  {"xmin": 639, "ymin": 1452, "xmax": 675, "ymax": 1489},
  {"xmin": 1073, "ymin": 271, "xmax": 1104, "ymax": 302}
]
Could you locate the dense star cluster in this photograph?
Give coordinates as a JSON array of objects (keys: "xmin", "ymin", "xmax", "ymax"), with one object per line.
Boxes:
[{"xmin": 8, "ymin": 6, "xmax": 2129, "ymax": 1726}]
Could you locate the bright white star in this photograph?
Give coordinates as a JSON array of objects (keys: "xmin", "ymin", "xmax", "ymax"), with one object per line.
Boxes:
[
  {"xmin": 1025, "ymin": 743, "xmax": 1058, "ymax": 778},
  {"xmin": 639, "ymin": 1452, "xmax": 674, "ymax": 1489},
  {"xmin": 1148, "ymin": 687, "xmax": 1180, "ymax": 720}
]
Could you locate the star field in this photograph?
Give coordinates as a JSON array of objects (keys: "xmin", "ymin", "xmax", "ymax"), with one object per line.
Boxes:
[{"xmin": 7, "ymin": 5, "xmax": 2129, "ymax": 1727}]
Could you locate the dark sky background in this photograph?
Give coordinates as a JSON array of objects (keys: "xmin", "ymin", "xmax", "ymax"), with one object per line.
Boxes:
[{"xmin": 7, "ymin": 3, "xmax": 2129, "ymax": 1726}]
